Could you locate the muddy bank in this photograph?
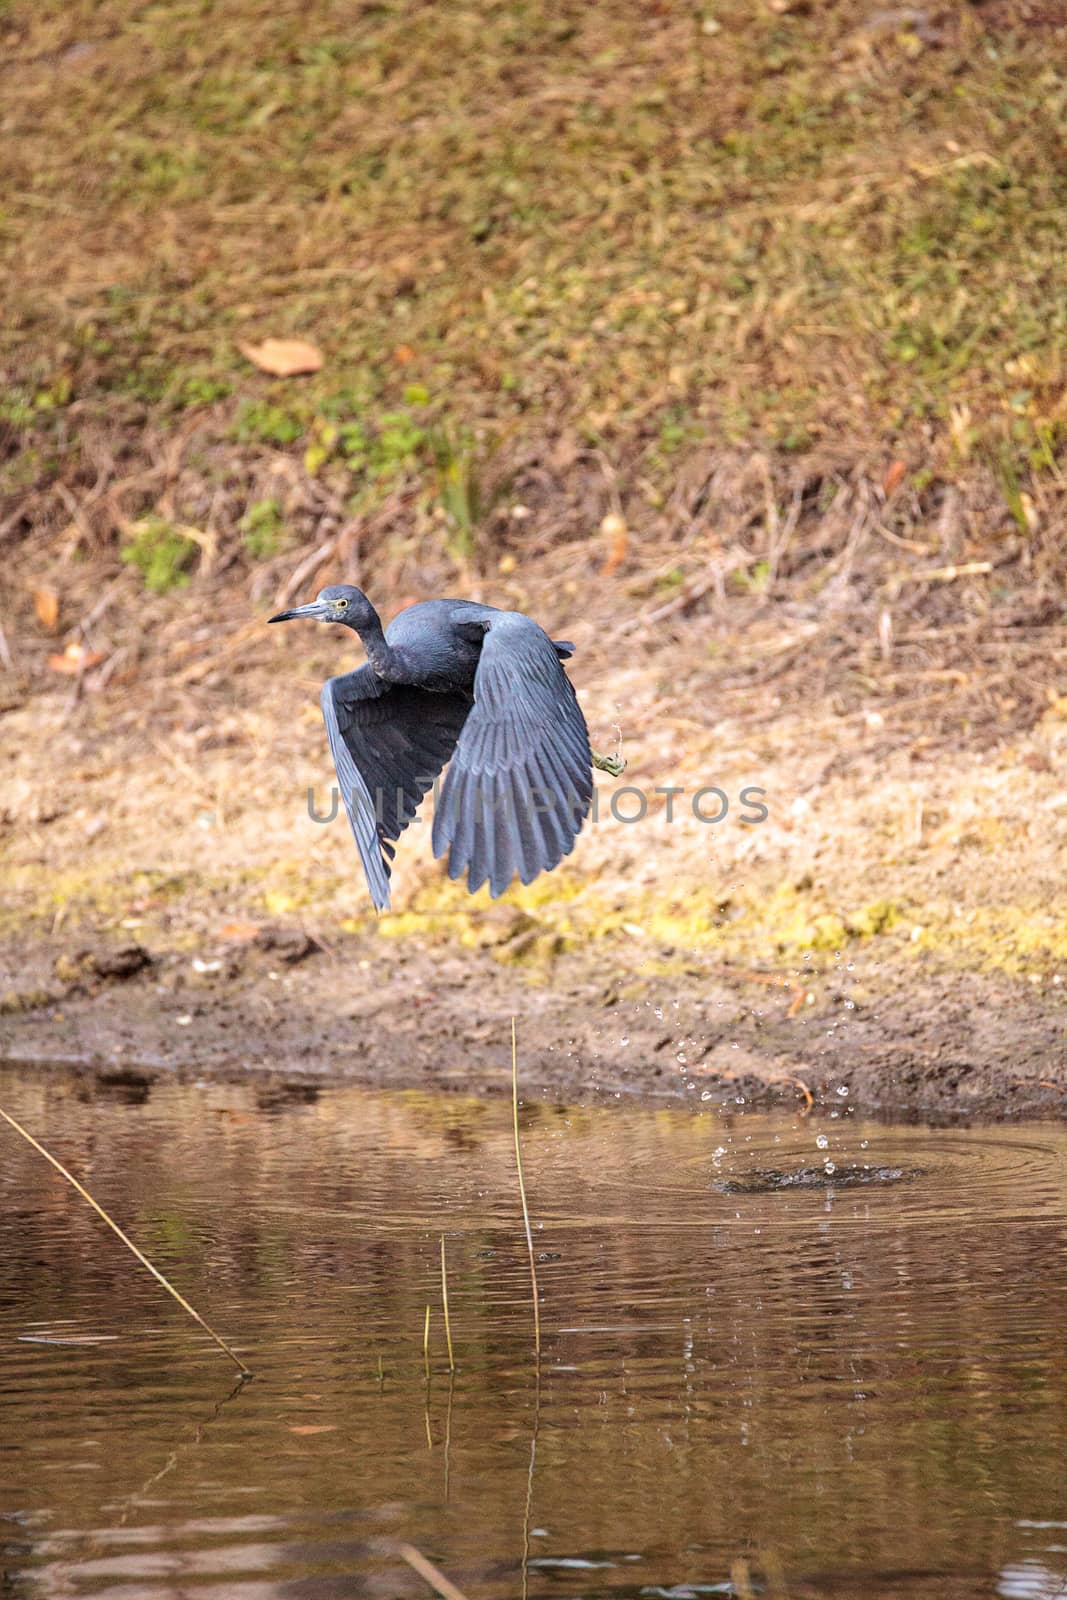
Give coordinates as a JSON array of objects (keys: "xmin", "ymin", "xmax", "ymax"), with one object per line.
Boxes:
[
  {"xmin": 5, "ymin": 495, "xmax": 1067, "ymax": 1125},
  {"xmin": 4, "ymin": 0, "xmax": 1067, "ymax": 1130},
  {"xmin": 3, "ymin": 921, "xmax": 1065, "ymax": 1123}
]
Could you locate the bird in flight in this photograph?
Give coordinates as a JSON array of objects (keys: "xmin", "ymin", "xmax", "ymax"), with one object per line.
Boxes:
[{"xmin": 269, "ymin": 585, "xmax": 622, "ymax": 911}]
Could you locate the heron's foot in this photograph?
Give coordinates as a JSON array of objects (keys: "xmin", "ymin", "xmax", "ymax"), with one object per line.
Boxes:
[{"xmin": 592, "ymin": 749, "xmax": 627, "ymax": 777}]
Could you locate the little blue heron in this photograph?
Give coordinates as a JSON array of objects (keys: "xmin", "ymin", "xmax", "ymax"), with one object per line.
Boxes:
[{"xmin": 269, "ymin": 585, "xmax": 623, "ymax": 911}]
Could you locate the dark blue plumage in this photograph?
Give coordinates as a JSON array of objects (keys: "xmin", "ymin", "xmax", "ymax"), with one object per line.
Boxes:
[{"xmin": 269, "ymin": 584, "xmax": 594, "ymax": 910}]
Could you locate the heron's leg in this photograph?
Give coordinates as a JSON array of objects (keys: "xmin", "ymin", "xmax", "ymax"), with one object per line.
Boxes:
[{"xmin": 591, "ymin": 749, "xmax": 627, "ymax": 777}]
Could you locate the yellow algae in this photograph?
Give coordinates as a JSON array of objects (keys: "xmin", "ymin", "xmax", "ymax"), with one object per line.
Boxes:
[
  {"xmin": 849, "ymin": 901, "xmax": 903, "ymax": 939},
  {"xmin": 263, "ymin": 889, "xmax": 298, "ymax": 915},
  {"xmin": 7, "ymin": 828, "xmax": 1066, "ymax": 990},
  {"xmin": 905, "ymin": 902, "xmax": 1067, "ymax": 977}
]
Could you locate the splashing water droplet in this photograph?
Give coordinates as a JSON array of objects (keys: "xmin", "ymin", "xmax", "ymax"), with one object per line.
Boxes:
[{"xmin": 816, "ymin": 1133, "xmax": 829, "ymax": 1150}]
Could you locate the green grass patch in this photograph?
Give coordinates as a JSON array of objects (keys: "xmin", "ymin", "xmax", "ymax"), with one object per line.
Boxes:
[
  {"xmin": 120, "ymin": 517, "xmax": 198, "ymax": 593},
  {"xmin": 241, "ymin": 496, "xmax": 288, "ymax": 559}
]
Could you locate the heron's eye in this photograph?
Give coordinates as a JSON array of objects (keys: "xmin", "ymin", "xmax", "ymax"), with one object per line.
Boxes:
[{"xmin": 335, "ymin": 598, "xmax": 348, "ymax": 611}]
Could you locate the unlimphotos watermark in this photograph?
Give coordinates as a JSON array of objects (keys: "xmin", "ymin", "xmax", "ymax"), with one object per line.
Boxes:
[{"xmin": 306, "ymin": 781, "xmax": 769, "ymax": 828}]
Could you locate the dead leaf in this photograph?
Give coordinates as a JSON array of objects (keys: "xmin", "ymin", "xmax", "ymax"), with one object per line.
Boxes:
[
  {"xmin": 882, "ymin": 459, "xmax": 907, "ymax": 497},
  {"xmin": 48, "ymin": 642, "xmax": 106, "ymax": 675},
  {"xmin": 599, "ymin": 512, "xmax": 629, "ymax": 577},
  {"xmin": 287, "ymin": 1424, "xmax": 336, "ymax": 1436},
  {"xmin": 393, "ymin": 344, "xmax": 415, "ymax": 365},
  {"xmin": 33, "ymin": 586, "xmax": 60, "ymax": 632},
  {"xmin": 216, "ymin": 920, "xmax": 263, "ymax": 943},
  {"xmin": 239, "ymin": 338, "xmax": 323, "ymax": 377}
]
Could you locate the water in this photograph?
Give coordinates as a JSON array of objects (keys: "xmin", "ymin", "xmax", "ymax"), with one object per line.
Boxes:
[{"xmin": 2, "ymin": 1070, "xmax": 1067, "ymax": 1599}]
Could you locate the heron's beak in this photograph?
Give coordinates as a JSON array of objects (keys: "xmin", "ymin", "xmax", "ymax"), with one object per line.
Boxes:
[{"xmin": 268, "ymin": 601, "xmax": 333, "ymax": 624}]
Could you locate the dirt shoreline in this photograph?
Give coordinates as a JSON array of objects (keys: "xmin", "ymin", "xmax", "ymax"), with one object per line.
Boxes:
[
  {"xmin": 3, "ymin": 914, "xmax": 1065, "ymax": 1122},
  {"xmin": 5, "ymin": 567, "xmax": 1067, "ymax": 1125},
  {"xmin": 6, "ymin": 448, "xmax": 1067, "ymax": 1125}
]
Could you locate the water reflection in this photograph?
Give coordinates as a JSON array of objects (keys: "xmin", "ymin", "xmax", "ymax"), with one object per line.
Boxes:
[{"xmin": 1, "ymin": 1070, "xmax": 1067, "ymax": 1598}]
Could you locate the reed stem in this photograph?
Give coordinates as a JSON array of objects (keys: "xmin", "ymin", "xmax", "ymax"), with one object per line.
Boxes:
[
  {"xmin": 440, "ymin": 1236, "xmax": 455, "ymax": 1372},
  {"xmin": 511, "ymin": 1017, "xmax": 541, "ymax": 1356},
  {"xmin": 0, "ymin": 1104, "xmax": 250, "ymax": 1375}
]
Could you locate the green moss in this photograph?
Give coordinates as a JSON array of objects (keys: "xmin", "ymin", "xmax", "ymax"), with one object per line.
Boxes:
[
  {"xmin": 908, "ymin": 903, "xmax": 1067, "ymax": 977},
  {"xmin": 0, "ymin": 987, "xmax": 56, "ymax": 1015},
  {"xmin": 241, "ymin": 497, "xmax": 287, "ymax": 558},
  {"xmin": 849, "ymin": 900, "xmax": 904, "ymax": 939},
  {"xmin": 171, "ymin": 371, "xmax": 233, "ymax": 410},
  {"xmin": 232, "ymin": 400, "xmax": 307, "ymax": 447},
  {"xmin": 119, "ymin": 517, "xmax": 198, "ymax": 592}
]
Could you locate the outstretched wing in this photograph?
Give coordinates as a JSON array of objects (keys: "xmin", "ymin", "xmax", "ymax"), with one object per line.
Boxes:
[
  {"xmin": 322, "ymin": 667, "xmax": 471, "ymax": 911},
  {"xmin": 431, "ymin": 614, "xmax": 593, "ymax": 898}
]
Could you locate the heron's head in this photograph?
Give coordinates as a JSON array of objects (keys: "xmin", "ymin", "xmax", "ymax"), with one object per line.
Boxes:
[{"xmin": 268, "ymin": 584, "xmax": 373, "ymax": 629}]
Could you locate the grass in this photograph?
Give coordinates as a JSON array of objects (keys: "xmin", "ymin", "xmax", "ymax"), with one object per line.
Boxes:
[
  {"xmin": 241, "ymin": 496, "xmax": 287, "ymax": 559},
  {"xmin": 440, "ymin": 1235, "xmax": 454, "ymax": 1373},
  {"xmin": 2, "ymin": 0, "xmax": 1065, "ymax": 551},
  {"xmin": 120, "ymin": 516, "xmax": 198, "ymax": 592}
]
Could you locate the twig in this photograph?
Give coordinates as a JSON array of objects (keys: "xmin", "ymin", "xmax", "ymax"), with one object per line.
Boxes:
[
  {"xmin": 54, "ymin": 481, "xmax": 97, "ymax": 549},
  {"xmin": 440, "ymin": 1236, "xmax": 454, "ymax": 1372},
  {"xmin": 613, "ymin": 543, "xmax": 751, "ymax": 637},
  {"xmin": 709, "ymin": 962, "xmax": 806, "ymax": 1020},
  {"xmin": 276, "ymin": 535, "xmax": 340, "ymax": 608},
  {"xmin": 512, "ymin": 1018, "xmax": 541, "ymax": 1357},
  {"xmin": 0, "ymin": 1105, "xmax": 250, "ymax": 1375},
  {"xmin": 759, "ymin": 460, "xmax": 804, "ymax": 589},
  {"xmin": 396, "ymin": 1544, "xmax": 471, "ymax": 1600},
  {"xmin": 872, "ymin": 521, "xmax": 934, "ymax": 555},
  {"xmin": 423, "ymin": 1303, "xmax": 431, "ymax": 1381},
  {"xmin": 771, "ymin": 1072, "xmax": 815, "ymax": 1110},
  {"xmin": 897, "ymin": 560, "xmax": 993, "ymax": 585}
]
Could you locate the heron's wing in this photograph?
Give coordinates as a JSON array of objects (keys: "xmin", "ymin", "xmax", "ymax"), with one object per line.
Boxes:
[
  {"xmin": 431, "ymin": 614, "xmax": 593, "ymax": 898},
  {"xmin": 322, "ymin": 667, "xmax": 472, "ymax": 911}
]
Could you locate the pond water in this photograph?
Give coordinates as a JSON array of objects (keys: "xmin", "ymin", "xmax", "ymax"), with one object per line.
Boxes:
[{"xmin": 2, "ymin": 1069, "xmax": 1067, "ymax": 1600}]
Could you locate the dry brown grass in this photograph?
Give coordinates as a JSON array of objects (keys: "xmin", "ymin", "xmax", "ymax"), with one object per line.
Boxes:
[{"xmin": 1, "ymin": 0, "xmax": 1065, "ymax": 769}]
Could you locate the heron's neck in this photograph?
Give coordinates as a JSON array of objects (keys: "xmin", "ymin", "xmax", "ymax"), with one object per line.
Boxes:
[{"xmin": 349, "ymin": 611, "xmax": 399, "ymax": 681}]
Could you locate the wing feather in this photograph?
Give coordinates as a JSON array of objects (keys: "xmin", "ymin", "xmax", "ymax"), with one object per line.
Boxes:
[
  {"xmin": 432, "ymin": 614, "xmax": 593, "ymax": 898},
  {"xmin": 322, "ymin": 667, "xmax": 471, "ymax": 910}
]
